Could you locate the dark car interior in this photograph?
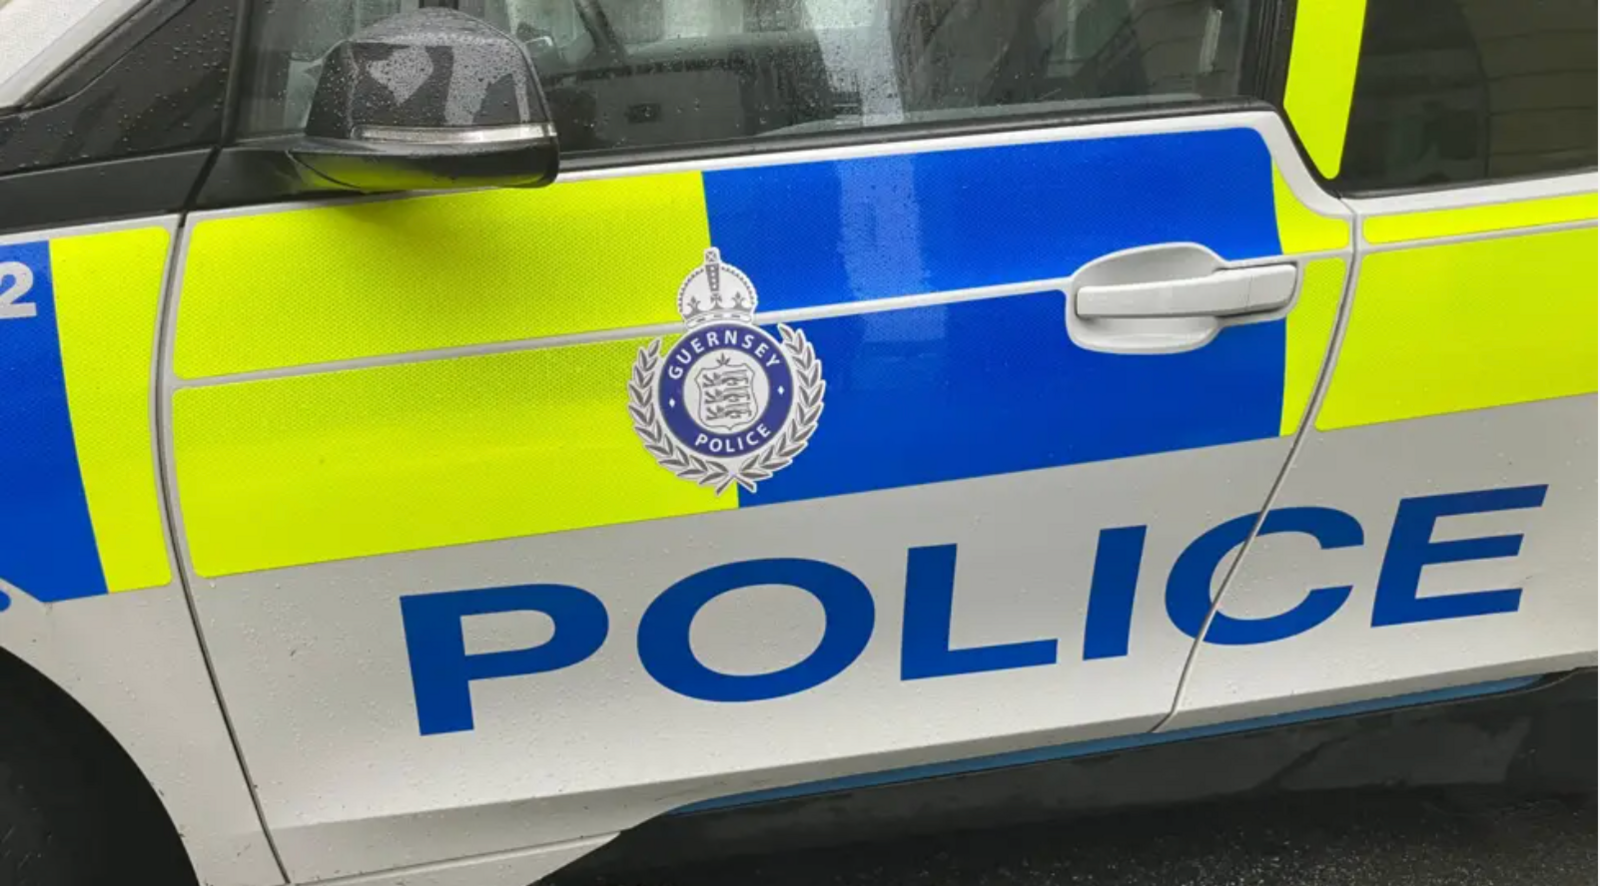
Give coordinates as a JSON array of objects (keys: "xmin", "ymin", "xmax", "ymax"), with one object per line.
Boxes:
[
  {"xmin": 241, "ymin": 0, "xmax": 1247, "ymax": 156},
  {"xmin": 529, "ymin": 0, "xmax": 1243, "ymax": 154}
]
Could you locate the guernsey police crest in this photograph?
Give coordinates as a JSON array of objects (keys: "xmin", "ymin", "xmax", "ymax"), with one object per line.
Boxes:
[{"xmin": 629, "ymin": 248, "xmax": 824, "ymax": 493}]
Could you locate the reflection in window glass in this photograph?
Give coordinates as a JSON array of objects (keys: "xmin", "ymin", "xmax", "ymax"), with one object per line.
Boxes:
[
  {"xmin": 239, "ymin": 0, "xmax": 1256, "ymax": 155},
  {"xmin": 1339, "ymin": 0, "xmax": 1598, "ymax": 190}
]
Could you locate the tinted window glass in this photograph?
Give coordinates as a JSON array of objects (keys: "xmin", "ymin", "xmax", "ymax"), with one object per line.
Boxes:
[
  {"xmin": 0, "ymin": 0, "xmax": 235, "ymax": 177},
  {"xmin": 238, "ymin": 0, "xmax": 1259, "ymax": 154},
  {"xmin": 1338, "ymin": 0, "xmax": 1597, "ymax": 191}
]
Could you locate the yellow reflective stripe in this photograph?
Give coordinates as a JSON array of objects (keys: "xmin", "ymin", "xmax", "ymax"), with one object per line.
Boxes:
[
  {"xmin": 173, "ymin": 337, "xmax": 735, "ymax": 578},
  {"xmin": 1317, "ymin": 227, "xmax": 1598, "ymax": 431},
  {"xmin": 1363, "ymin": 193, "xmax": 1599, "ymax": 245},
  {"xmin": 50, "ymin": 227, "xmax": 173, "ymax": 593},
  {"xmin": 175, "ymin": 173, "xmax": 711, "ymax": 379},
  {"xmin": 1280, "ymin": 258, "xmax": 1346, "ymax": 436},
  {"xmin": 1273, "ymin": 168, "xmax": 1350, "ymax": 254},
  {"xmin": 1283, "ymin": 0, "xmax": 1367, "ymax": 179}
]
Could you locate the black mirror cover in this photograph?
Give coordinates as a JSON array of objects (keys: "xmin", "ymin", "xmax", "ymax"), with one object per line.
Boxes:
[
  {"xmin": 306, "ymin": 7, "xmax": 549, "ymax": 138},
  {"xmin": 295, "ymin": 7, "xmax": 558, "ymax": 192}
]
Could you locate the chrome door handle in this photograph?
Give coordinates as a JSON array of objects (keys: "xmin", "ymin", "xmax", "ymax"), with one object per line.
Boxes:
[{"xmin": 1075, "ymin": 264, "xmax": 1297, "ymax": 319}]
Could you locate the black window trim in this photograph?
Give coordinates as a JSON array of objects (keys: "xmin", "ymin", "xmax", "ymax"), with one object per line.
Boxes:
[{"xmin": 0, "ymin": 151, "xmax": 215, "ymax": 236}]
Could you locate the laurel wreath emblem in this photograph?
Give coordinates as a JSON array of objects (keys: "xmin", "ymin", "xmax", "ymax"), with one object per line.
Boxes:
[{"xmin": 629, "ymin": 324, "xmax": 825, "ymax": 494}]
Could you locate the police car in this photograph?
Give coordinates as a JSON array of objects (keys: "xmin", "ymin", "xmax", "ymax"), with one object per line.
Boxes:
[{"xmin": 0, "ymin": 0, "xmax": 1594, "ymax": 884}]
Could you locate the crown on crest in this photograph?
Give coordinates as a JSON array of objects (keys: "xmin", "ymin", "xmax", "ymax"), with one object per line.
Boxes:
[{"xmin": 677, "ymin": 248, "xmax": 758, "ymax": 326}]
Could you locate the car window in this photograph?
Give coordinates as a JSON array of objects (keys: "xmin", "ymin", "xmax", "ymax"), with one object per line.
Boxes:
[
  {"xmin": 0, "ymin": 0, "xmax": 236, "ymax": 182},
  {"xmin": 237, "ymin": 0, "xmax": 1261, "ymax": 155},
  {"xmin": 1336, "ymin": 0, "xmax": 1598, "ymax": 191},
  {"xmin": 0, "ymin": 0, "xmax": 148, "ymax": 110}
]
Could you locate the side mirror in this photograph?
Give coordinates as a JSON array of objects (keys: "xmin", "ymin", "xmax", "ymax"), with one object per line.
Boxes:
[{"xmin": 290, "ymin": 8, "xmax": 558, "ymax": 193}]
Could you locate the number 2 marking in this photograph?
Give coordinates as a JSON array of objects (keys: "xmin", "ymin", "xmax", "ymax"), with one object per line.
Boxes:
[{"xmin": 0, "ymin": 261, "xmax": 38, "ymax": 320}]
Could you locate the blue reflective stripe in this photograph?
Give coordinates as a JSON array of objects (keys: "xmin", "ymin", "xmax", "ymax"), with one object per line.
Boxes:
[
  {"xmin": 742, "ymin": 293, "xmax": 1284, "ymax": 507},
  {"xmin": 0, "ymin": 241, "xmax": 106, "ymax": 603},
  {"xmin": 703, "ymin": 127, "xmax": 1282, "ymax": 312},
  {"xmin": 676, "ymin": 676, "xmax": 1543, "ymax": 814},
  {"xmin": 705, "ymin": 127, "xmax": 1287, "ymax": 507}
]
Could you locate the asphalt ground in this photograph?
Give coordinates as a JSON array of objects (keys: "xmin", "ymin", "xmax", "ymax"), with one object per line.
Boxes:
[{"xmin": 553, "ymin": 789, "xmax": 1597, "ymax": 886}]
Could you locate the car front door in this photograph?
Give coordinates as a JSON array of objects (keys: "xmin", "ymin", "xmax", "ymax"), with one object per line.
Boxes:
[{"xmin": 167, "ymin": 0, "xmax": 1355, "ymax": 881}]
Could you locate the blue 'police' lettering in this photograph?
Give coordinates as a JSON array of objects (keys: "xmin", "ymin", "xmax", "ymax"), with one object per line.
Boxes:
[
  {"xmin": 400, "ymin": 584, "xmax": 608, "ymax": 735},
  {"xmin": 396, "ymin": 483, "xmax": 1551, "ymax": 733},
  {"xmin": 638, "ymin": 558, "xmax": 874, "ymax": 701},
  {"xmin": 1371, "ymin": 485, "xmax": 1547, "ymax": 627},
  {"xmin": 1166, "ymin": 507, "xmax": 1364, "ymax": 645},
  {"xmin": 1082, "ymin": 526, "xmax": 1146, "ymax": 660},
  {"xmin": 901, "ymin": 544, "xmax": 1057, "ymax": 679}
]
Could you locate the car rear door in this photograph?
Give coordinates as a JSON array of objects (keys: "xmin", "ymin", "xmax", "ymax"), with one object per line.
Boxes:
[
  {"xmin": 1169, "ymin": 0, "xmax": 1598, "ymax": 730},
  {"xmin": 166, "ymin": 0, "xmax": 1355, "ymax": 881}
]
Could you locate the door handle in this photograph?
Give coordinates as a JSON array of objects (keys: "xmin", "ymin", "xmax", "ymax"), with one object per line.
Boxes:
[
  {"xmin": 1075, "ymin": 264, "xmax": 1298, "ymax": 320},
  {"xmin": 1064, "ymin": 243, "xmax": 1304, "ymax": 355}
]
